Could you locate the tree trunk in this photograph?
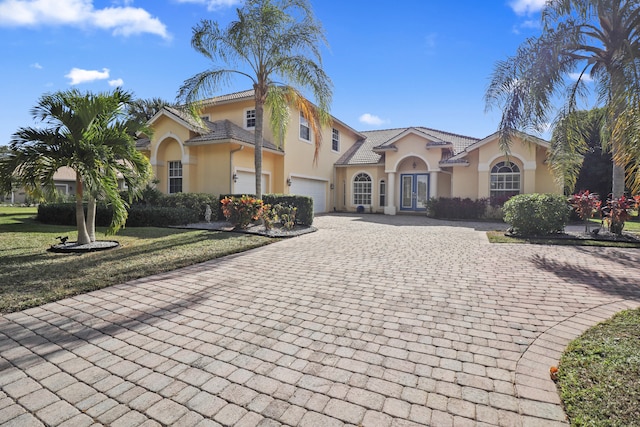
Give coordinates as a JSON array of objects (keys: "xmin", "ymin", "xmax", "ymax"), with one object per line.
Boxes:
[
  {"xmin": 86, "ymin": 197, "xmax": 97, "ymax": 242},
  {"xmin": 75, "ymin": 173, "xmax": 91, "ymax": 245},
  {"xmin": 254, "ymin": 83, "xmax": 267, "ymax": 199},
  {"xmin": 611, "ymin": 138, "xmax": 625, "ymax": 198}
]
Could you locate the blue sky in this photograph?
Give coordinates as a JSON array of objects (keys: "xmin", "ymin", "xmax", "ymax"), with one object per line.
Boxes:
[{"xmin": 0, "ymin": 0, "xmax": 550, "ymax": 145}]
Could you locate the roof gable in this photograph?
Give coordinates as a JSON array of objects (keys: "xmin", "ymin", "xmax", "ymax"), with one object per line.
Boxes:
[{"xmin": 446, "ymin": 130, "xmax": 549, "ymax": 163}]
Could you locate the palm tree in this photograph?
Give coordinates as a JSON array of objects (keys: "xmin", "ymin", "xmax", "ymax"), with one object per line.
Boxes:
[
  {"xmin": 0, "ymin": 88, "xmax": 151, "ymax": 244},
  {"xmin": 178, "ymin": 0, "xmax": 333, "ymax": 198},
  {"xmin": 485, "ymin": 0, "xmax": 640, "ymax": 197}
]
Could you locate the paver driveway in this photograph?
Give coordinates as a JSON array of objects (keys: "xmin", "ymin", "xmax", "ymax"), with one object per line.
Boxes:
[{"xmin": 1, "ymin": 214, "xmax": 639, "ymax": 427}]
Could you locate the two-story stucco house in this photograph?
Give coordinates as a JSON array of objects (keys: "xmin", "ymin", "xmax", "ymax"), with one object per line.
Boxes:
[{"xmin": 138, "ymin": 89, "xmax": 561, "ymax": 215}]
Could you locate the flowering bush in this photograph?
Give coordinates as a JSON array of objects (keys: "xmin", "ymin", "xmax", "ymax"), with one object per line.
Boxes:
[
  {"xmin": 261, "ymin": 204, "xmax": 278, "ymax": 231},
  {"xmin": 601, "ymin": 195, "xmax": 637, "ymax": 235},
  {"xmin": 569, "ymin": 191, "xmax": 601, "ymax": 232},
  {"xmin": 220, "ymin": 195, "xmax": 265, "ymax": 229}
]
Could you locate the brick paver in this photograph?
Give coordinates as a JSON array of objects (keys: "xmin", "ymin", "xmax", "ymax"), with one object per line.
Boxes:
[{"xmin": 1, "ymin": 214, "xmax": 639, "ymax": 426}]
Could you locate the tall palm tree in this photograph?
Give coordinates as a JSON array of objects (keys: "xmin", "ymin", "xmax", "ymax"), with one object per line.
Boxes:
[
  {"xmin": 485, "ymin": 0, "xmax": 640, "ymax": 197},
  {"xmin": 0, "ymin": 88, "xmax": 151, "ymax": 244},
  {"xmin": 178, "ymin": 0, "xmax": 333, "ymax": 198}
]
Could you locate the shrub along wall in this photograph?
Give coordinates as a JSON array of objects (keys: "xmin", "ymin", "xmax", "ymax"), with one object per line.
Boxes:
[
  {"xmin": 503, "ymin": 193, "xmax": 570, "ymax": 235},
  {"xmin": 37, "ymin": 203, "xmax": 199, "ymax": 227},
  {"xmin": 425, "ymin": 197, "xmax": 487, "ymax": 220}
]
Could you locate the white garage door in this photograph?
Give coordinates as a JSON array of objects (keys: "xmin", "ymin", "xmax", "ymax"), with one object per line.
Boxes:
[
  {"xmin": 290, "ymin": 177, "xmax": 326, "ymax": 213},
  {"xmin": 234, "ymin": 171, "xmax": 267, "ymax": 195}
]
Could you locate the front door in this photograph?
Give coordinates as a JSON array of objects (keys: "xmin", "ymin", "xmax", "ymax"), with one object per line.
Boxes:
[{"xmin": 400, "ymin": 173, "xmax": 429, "ymax": 211}]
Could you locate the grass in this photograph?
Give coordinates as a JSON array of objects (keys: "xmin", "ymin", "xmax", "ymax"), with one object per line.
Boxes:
[
  {"xmin": 557, "ymin": 308, "xmax": 640, "ymax": 426},
  {"xmin": 486, "ymin": 230, "xmax": 640, "ymax": 248},
  {"xmin": 0, "ymin": 206, "xmax": 275, "ymax": 313}
]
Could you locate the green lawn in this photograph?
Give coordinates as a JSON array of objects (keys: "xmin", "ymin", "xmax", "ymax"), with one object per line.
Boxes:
[
  {"xmin": 557, "ymin": 308, "xmax": 640, "ymax": 426},
  {"xmin": 0, "ymin": 206, "xmax": 274, "ymax": 313}
]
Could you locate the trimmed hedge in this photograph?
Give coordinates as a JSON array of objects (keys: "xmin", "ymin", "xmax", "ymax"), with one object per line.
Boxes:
[
  {"xmin": 503, "ymin": 193, "xmax": 570, "ymax": 235},
  {"xmin": 425, "ymin": 197, "xmax": 487, "ymax": 220},
  {"xmin": 37, "ymin": 203, "xmax": 199, "ymax": 227}
]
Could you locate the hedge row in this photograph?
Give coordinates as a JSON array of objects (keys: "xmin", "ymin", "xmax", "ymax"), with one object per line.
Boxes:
[
  {"xmin": 37, "ymin": 204, "xmax": 199, "ymax": 227},
  {"xmin": 425, "ymin": 197, "xmax": 487, "ymax": 219},
  {"xmin": 131, "ymin": 190, "xmax": 218, "ymax": 222}
]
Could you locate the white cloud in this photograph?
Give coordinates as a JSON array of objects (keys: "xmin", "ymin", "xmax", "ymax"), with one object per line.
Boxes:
[
  {"xmin": 0, "ymin": 0, "xmax": 170, "ymax": 39},
  {"xmin": 359, "ymin": 113, "xmax": 388, "ymax": 127},
  {"xmin": 568, "ymin": 72, "xmax": 594, "ymax": 83},
  {"xmin": 174, "ymin": 0, "xmax": 241, "ymax": 11},
  {"xmin": 509, "ymin": 0, "xmax": 546, "ymax": 15},
  {"xmin": 108, "ymin": 78, "xmax": 124, "ymax": 87},
  {"xmin": 30, "ymin": 62, "xmax": 42, "ymax": 69},
  {"xmin": 65, "ymin": 67, "xmax": 110, "ymax": 85}
]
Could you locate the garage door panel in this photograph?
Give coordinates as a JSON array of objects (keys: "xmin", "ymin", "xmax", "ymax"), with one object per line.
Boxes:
[
  {"xmin": 235, "ymin": 171, "xmax": 267, "ymax": 195},
  {"xmin": 290, "ymin": 178, "xmax": 326, "ymax": 213}
]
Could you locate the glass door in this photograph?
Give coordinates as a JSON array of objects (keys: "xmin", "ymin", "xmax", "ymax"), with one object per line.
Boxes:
[{"xmin": 400, "ymin": 173, "xmax": 429, "ymax": 210}]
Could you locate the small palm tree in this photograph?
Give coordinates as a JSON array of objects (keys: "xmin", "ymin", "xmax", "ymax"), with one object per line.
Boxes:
[
  {"xmin": 0, "ymin": 88, "xmax": 151, "ymax": 244},
  {"xmin": 178, "ymin": 0, "xmax": 333, "ymax": 198},
  {"xmin": 486, "ymin": 0, "xmax": 640, "ymax": 196}
]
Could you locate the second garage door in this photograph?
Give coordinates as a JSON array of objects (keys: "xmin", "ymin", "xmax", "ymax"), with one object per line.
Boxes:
[
  {"xmin": 234, "ymin": 171, "xmax": 267, "ymax": 195},
  {"xmin": 290, "ymin": 177, "xmax": 327, "ymax": 213}
]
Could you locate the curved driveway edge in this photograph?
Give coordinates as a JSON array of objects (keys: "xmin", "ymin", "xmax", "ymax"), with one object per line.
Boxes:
[{"xmin": 1, "ymin": 213, "xmax": 639, "ymax": 427}]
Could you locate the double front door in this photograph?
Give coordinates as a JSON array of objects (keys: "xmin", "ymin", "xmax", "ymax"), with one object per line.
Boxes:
[{"xmin": 400, "ymin": 173, "xmax": 429, "ymax": 211}]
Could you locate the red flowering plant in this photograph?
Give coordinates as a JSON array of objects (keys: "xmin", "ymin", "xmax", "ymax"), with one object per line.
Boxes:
[
  {"xmin": 601, "ymin": 195, "xmax": 637, "ymax": 236},
  {"xmin": 569, "ymin": 191, "xmax": 601, "ymax": 232},
  {"xmin": 221, "ymin": 195, "xmax": 265, "ymax": 229}
]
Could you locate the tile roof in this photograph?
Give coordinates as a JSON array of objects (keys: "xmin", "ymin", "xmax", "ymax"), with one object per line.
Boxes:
[
  {"xmin": 135, "ymin": 138, "xmax": 150, "ymax": 150},
  {"xmin": 185, "ymin": 119, "xmax": 281, "ymax": 152},
  {"xmin": 201, "ymin": 89, "xmax": 255, "ymax": 106},
  {"xmin": 336, "ymin": 127, "xmax": 480, "ymax": 166}
]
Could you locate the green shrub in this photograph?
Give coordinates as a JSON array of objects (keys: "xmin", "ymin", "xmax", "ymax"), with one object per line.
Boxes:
[
  {"xmin": 126, "ymin": 206, "xmax": 199, "ymax": 227},
  {"xmin": 37, "ymin": 203, "xmax": 199, "ymax": 228},
  {"xmin": 262, "ymin": 194, "xmax": 313, "ymax": 226},
  {"xmin": 425, "ymin": 197, "xmax": 486, "ymax": 219},
  {"xmin": 503, "ymin": 193, "xmax": 570, "ymax": 235},
  {"xmin": 156, "ymin": 192, "xmax": 218, "ymax": 222}
]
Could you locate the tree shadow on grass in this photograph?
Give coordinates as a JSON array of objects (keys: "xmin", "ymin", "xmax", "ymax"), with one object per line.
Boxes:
[{"xmin": 530, "ymin": 254, "xmax": 640, "ymax": 301}]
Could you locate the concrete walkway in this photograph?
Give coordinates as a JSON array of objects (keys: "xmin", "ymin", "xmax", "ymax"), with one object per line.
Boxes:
[{"xmin": 1, "ymin": 214, "xmax": 639, "ymax": 427}]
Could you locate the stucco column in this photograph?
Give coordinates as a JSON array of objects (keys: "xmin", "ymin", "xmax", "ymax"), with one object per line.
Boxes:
[
  {"xmin": 429, "ymin": 172, "xmax": 438, "ymax": 199},
  {"xmin": 523, "ymin": 168, "xmax": 536, "ymax": 194},
  {"xmin": 478, "ymin": 171, "xmax": 490, "ymax": 198},
  {"xmin": 384, "ymin": 172, "xmax": 396, "ymax": 215}
]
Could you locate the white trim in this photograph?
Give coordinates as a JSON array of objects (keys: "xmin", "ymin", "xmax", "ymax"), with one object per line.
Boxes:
[
  {"xmin": 388, "ymin": 153, "xmax": 432, "ymax": 173},
  {"xmin": 244, "ymin": 108, "xmax": 256, "ymax": 129},
  {"xmin": 299, "ymin": 112, "xmax": 312, "ymax": 143},
  {"xmin": 151, "ymin": 132, "xmax": 185, "ymax": 166},
  {"xmin": 289, "ymin": 173, "xmax": 329, "ymax": 182},
  {"xmin": 479, "ymin": 153, "xmax": 536, "ymax": 172},
  {"xmin": 351, "ymin": 170, "xmax": 373, "ymax": 207},
  {"xmin": 331, "ymin": 128, "xmax": 340, "ymax": 153}
]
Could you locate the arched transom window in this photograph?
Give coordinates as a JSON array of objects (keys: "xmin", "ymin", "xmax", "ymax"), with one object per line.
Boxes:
[
  {"xmin": 490, "ymin": 161, "xmax": 520, "ymax": 199},
  {"xmin": 353, "ymin": 173, "xmax": 372, "ymax": 205}
]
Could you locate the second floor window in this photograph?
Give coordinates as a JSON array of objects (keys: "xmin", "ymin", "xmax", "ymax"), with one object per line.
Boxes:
[
  {"xmin": 332, "ymin": 128, "xmax": 340, "ymax": 152},
  {"xmin": 245, "ymin": 109, "xmax": 256, "ymax": 128},
  {"xmin": 300, "ymin": 113, "xmax": 310, "ymax": 141}
]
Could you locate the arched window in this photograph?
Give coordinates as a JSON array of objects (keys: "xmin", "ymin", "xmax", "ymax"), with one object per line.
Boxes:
[
  {"xmin": 490, "ymin": 161, "xmax": 520, "ymax": 199},
  {"xmin": 353, "ymin": 173, "xmax": 372, "ymax": 205}
]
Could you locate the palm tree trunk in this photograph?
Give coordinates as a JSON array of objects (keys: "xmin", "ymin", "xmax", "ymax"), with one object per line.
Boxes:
[
  {"xmin": 611, "ymin": 139, "xmax": 625, "ymax": 198},
  {"xmin": 86, "ymin": 197, "xmax": 97, "ymax": 242},
  {"xmin": 75, "ymin": 173, "xmax": 91, "ymax": 245},
  {"xmin": 254, "ymin": 84, "xmax": 267, "ymax": 199}
]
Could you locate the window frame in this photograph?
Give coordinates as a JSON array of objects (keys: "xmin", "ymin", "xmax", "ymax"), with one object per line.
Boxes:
[
  {"xmin": 168, "ymin": 160, "xmax": 183, "ymax": 194},
  {"xmin": 244, "ymin": 108, "xmax": 256, "ymax": 129},
  {"xmin": 331, "ymin": 128, "xmax": 340, "ymax": 152},
  {"xmin": 299, "ymin": 112, "xmax": 311, "ymax": 142},
  {"xmin": 353, "ymin": 172, "xmax": 372, "ymax": 206},
  {"xmin": 490, "ymin": 161, "xmax": 520, "ymax": 199},
  {"xmin": 379, "ymin": 179, "xmax": 386, "ymax": 207}
]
